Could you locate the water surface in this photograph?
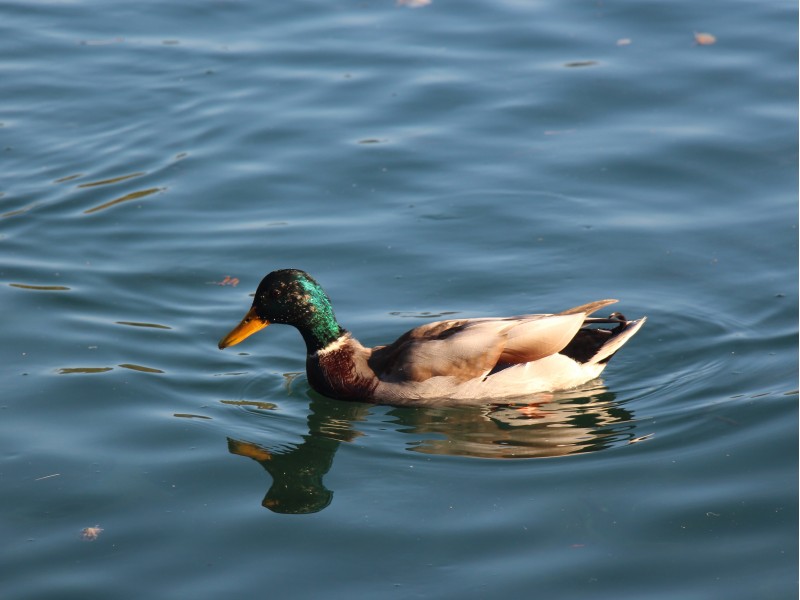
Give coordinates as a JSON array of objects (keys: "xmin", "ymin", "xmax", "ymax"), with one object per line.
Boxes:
[{"xmin": 1, "ymin": 1, "xmax": 796, "ymax": 598}]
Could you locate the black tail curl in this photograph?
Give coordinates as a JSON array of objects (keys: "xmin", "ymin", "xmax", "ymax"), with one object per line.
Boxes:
[{"xmin": 561, "ymin": 313, "xmax": 632, "ymax": 364}]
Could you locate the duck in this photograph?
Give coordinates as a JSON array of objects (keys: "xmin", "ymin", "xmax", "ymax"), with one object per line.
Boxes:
[{"xmin": 218, "ymin": 269, "xmax": 646, "ymax": 405}]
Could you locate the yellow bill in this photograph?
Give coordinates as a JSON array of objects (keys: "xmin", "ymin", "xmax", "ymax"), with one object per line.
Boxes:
[{"xmin": 218, "ymin": 306, "xmax": 269, "ymax": 349}]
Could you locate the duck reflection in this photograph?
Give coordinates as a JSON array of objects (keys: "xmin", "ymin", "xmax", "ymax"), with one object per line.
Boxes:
[
  {"xmin": 399, "ymin": 386, "xmax": 634, "ymax": 459},
  {"xmin": 227, "ymin": 397, "xmax": 365, "ymax": 514},
  {"xmin": 227, "ymin": 383, "xmax": 635, "ymax": 514}
]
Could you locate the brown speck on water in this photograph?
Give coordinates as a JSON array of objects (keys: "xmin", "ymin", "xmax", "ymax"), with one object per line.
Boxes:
[{"xmin": 80, "ymin": 526, "xmax": 104, "ymax": 541}]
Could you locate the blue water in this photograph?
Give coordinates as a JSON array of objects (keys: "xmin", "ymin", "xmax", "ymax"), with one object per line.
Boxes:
[{"xmin": 1, "ymin": 1, "xmax": 797, "ymax": 598}]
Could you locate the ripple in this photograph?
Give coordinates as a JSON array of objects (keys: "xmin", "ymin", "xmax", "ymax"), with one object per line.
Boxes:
[
  {"xmin": 82, "ymin": 187, "xmax": 165, "ymax": 214},
  {"xmin": 53, "ymin": 173, "xmax": 83, "ymax": 184},
  {"xmin": 220, "ymin": 399, "xmax": 278, "ymax": 411},
  {"xmin": 563, "ymin": 60, "xmax": 599, "ymax": 68},
  {"xmin": 117, "ymin": 363, "xmax": 165, "ymax": 374},
  {"xmin": 2, "ymin": 203, "xmax": 39, "ymax": 219},
  {"xmin": 77, "ymin": 172, "xmax": 146, "ymax": 188},
  {"xmin": 58, "ymin": 367, "xmax": 113, "ymax": 374},
  {"xmin": 9, "ymin": 283, "xmax": 70, "ymax": 291},
  {"xmin": 389, "ymin": 310, "xmax": 460, "ymax": 318},
  {"xmin": 115, "ymin": 321, "xmax": 172, "ymax": 330}
]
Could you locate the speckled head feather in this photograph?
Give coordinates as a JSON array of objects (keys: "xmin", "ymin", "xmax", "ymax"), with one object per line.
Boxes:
[{"xmin": 252, "ymin": 269, "xmax": 345, "ymax": 353}]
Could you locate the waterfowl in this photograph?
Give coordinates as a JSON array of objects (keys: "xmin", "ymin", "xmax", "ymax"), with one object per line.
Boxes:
[{"xmin": 218, "ymin": 269, "xmax": 646, "ymax": 405}]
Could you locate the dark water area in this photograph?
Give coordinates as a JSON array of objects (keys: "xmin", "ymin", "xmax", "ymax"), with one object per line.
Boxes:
[{"xmin": 1, "ymin": 1, "xmax": 797, "ymax": 598}]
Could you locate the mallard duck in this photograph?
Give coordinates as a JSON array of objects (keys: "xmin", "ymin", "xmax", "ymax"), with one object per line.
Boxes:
[{"xmin": 218, "ymin": 269, "xmax": 646, "ymax": 405}]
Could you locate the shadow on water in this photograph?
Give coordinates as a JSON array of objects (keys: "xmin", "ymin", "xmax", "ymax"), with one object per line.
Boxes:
[{"xmin": 226, "ymin": 383, "xmax": 637, "ymax": 514}]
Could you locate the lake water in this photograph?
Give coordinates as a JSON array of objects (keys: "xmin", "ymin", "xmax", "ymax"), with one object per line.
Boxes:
[{"xmin": 1, "ymin": 0, "xmax": 797, "ymax": 598}]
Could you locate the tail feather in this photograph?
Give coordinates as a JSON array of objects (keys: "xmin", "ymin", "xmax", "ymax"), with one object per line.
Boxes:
[
  {"xmin": 587, "ymin": 317, "xmax": 647, "ymax": 365},
  {"xmin": 559, "ymin": 299, "xmax": 618, "ymax": 317}
]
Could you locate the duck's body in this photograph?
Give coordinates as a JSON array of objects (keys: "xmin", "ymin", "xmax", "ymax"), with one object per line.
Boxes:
[{"xmin": 219, "ymin": 269, "xmax": 646, "ymax": 406}]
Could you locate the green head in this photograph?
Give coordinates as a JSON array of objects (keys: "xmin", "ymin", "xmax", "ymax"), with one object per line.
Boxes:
[{"xmin": 218, "ymin": 269, "xmax": 345, "ymax": 353}]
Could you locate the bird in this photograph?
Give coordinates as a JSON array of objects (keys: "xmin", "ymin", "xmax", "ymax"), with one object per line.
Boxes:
[{"xmin": 218, "ymin": 269, "xmax": 646, "ymax": 406}]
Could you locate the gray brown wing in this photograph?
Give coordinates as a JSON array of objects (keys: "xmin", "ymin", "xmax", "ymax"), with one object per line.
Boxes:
[
  {"xmin": 368, "ymin": 312, "xmax": 588, "ymax": 383},
  {"xmin": 368, "ymin": 318, "xmax": 505, "ymax": 382}
]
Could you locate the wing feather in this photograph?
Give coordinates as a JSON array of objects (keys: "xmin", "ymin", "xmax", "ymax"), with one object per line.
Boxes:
[
  {"xmin": 499, "ymin": 313, "xmax": 586, "ymax": 364},
  {"xmin": 370, "ymin": 319, "xmax": 509, "ymax": 382},
  {"xmin": 367, "ymin": 300, "xmax": 616, "ymax": 384}
]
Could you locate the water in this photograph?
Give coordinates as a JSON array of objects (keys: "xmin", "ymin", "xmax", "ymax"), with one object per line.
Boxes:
[{"xmin": 1, "ymin": 0, "xmax": 797, "ymax": 598}]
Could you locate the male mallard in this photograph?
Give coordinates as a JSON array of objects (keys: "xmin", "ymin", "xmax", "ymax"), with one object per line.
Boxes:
[{"xmin": 218, "ymin": 269, "xmax": 646, "ymax": 405}]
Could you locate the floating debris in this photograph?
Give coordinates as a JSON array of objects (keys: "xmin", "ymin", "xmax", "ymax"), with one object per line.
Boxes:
[
  {"xmin": 694, "ymin": 32, "xmax": 716, "ymax": 46},
  {"xmin": 174, "ymin": 413, "xmax": 212, "ymax": 420},
  {"xmin": 209, "ymin": 275, "xmax": 240, "ymax": 287},
  {"xmin": 397, "ymin": 0, "xmax": 431, "ymax": 7},
  {"xmin": 80, "ymin": 526, "xmax": 104, "ymax": 541},
  {"xmin": 616, "ymin": 38, "xmax": 632, "ymax": 46}
]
